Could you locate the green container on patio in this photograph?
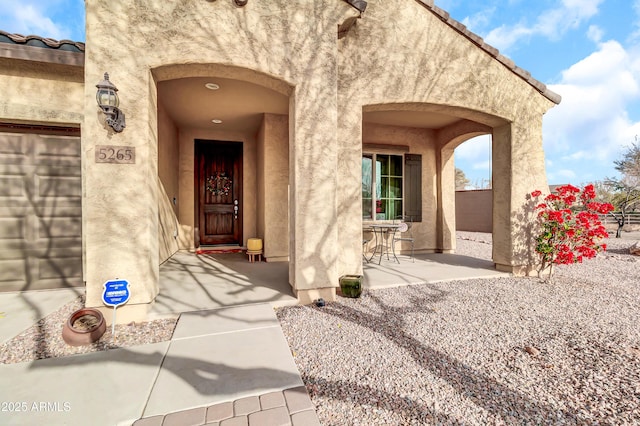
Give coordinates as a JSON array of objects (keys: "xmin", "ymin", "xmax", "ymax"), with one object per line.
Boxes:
[{"xmin": 339, "ymin": 275, "xmax": 363, "ymax": 298}]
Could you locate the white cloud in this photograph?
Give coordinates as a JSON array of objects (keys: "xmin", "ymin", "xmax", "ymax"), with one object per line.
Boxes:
[
  {"xmin": 471, "ymin": 160, "xmax": 491, "ymax": 171},
  {"xmin": 561, "ymin": 0, "xmax": 601, "ymax": 19},
  {"xmin": 587, "ymin": 25, "xmax": 603, "ymax": 43},
  {"xmin": 549, "ymin": 168, "xmax": 578, "ymax": 183},
  {"xmin": 454, "ymin": 135, "xmax": 491, "ymax": 160},
  {"xmin": 12, "ymin": 5, "xmax": 63, "ymax": 38},
  {"xmin": 543, "ymin": 39, "xmax": 640, "ymax": 182},
  {"xmin": 632, "ymin": 0, "xmax": 640, "ymax": 41},
  {"xmin": 461, "ymin": 7, "xmax": 497, "ymax": 33},
  {"xmin": 0, "ymin": 0, "xmax": 83, "ymax": 40},
  {"xmin": 561, "ymin": 41, "xmax": 638, "ymax": 86},
  {"xmin": 484, "ymin": 0, "xmax": 605, "ymax": 52},
  {"xmin": 484, "ymin": 23, "xmax": 532, "ymax": 51},
  {"xmin": 454, "ymin": 135, "xmax": 492, "ymax": 185},
  {"xmin": 561, "ymin": 151, "xmax": 591, "ymax": 161}
]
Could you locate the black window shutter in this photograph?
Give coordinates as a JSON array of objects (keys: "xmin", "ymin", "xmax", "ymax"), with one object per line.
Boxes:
[{"xmin": 405, "ymin": 154, "xmax": 422, "ymax": 222}]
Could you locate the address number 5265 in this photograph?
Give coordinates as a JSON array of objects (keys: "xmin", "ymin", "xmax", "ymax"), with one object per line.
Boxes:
[{"xmin": 95, "ymin": 145, "xmax": 136, "ymax": 164}]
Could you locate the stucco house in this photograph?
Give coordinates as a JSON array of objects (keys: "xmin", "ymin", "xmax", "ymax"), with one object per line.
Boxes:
[{"xmin": 0, "ymin": 0, "xmax": 560, "ymax": 320}]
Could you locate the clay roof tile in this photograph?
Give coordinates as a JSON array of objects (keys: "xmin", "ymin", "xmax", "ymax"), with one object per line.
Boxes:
[{"xmin": 0, "ymin": 30, "xmax": 85, "ymax": 53}]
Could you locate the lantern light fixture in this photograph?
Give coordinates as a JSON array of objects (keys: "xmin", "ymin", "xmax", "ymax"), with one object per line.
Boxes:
[{"xmin": 96, "ymin": 72, "xmax": 126, "ymax": 132}]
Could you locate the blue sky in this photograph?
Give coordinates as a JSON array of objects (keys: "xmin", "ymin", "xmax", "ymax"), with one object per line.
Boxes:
[
  {"xmin": 1, "ymin": 0, "xmax": 639, "ymax": 187},
  {"xmin": 442, "ymin": 0, "xmax": 640, "ymax": 187}
]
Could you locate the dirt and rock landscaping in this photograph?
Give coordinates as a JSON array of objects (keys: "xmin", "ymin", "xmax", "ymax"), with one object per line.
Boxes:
[
  {"xmin": 2, "ymin": 232, "xmax": 639, "ymax": 424},
  {"xmin": 277, "ymin": 232, "xmax": 640, "ymax": 425}
]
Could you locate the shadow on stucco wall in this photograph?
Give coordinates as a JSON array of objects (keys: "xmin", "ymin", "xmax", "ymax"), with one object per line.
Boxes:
[{"xmin": 511, "ymin": 191, "xmax": 539, "ymax": 275}]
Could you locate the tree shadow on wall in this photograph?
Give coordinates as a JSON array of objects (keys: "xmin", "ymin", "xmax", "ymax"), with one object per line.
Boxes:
[{"xmin": 511, "ymin": 191, "xmax": 540, "ymax": 275}]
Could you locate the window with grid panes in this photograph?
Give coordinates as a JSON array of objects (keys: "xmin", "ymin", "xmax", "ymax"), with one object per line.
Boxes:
[{"xmin": 362, "ymin": 153, "xmax": 403, "ymax": 220}]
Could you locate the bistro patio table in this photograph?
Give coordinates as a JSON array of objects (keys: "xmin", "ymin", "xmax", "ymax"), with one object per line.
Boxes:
[{"xmin": 368, "ymin": 223, "xmax": 402, "ymax": 264}]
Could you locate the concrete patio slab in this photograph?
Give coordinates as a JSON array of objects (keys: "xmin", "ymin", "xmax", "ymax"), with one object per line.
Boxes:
[
  {"xmin": 0, "ymin": 288, "xmax": 81, "ymax": 345},
  {"xmin": 151, "ymin": 252, "xmax": 297, "ymax": 318},
  {"xmin": 364, "ymin": 253, "xmax": 509, "ymax": 290},
  {"xmin": 0, "ymin": 341, "xmax": 169, "ymax": 426}
]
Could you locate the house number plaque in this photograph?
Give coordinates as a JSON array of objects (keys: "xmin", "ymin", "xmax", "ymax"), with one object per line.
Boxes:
[{"xmin": 95, "ymin": 145, "xmax": 135, "ymax": 164}]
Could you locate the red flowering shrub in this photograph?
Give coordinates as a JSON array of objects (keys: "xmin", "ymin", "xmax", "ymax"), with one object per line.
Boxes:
[{"xmin": 531, "ymin": 184, "xmax": 614, "ymax": 281}]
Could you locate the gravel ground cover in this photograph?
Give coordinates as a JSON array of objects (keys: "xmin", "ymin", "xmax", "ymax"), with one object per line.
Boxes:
[
  {"xmin": 277, "ymin": 232, "xmax": 640, "ymax": 425},
  {"xmin": 0, "ymin": 296, "xmax": 177, "ymax": 364}
]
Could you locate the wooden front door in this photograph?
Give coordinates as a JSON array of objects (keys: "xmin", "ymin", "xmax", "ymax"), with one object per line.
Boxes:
[{"xmin": 196, "ymin": 140, "xmax": 243, "ymax": 246}]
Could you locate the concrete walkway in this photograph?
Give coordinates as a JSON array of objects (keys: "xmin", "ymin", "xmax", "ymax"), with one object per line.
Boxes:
[
  {"xmin": 0, "ymin": 249, "xmax": 508, "ymax": 426},
  {"xmin": 0, "ymin": 303, "xmax": 317, "ymax": 426}
]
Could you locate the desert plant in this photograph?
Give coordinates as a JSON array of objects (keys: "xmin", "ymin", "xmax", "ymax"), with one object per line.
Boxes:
[{"xmin": 530, "ymin": 184, "xmax": 613, "ymax": 281}]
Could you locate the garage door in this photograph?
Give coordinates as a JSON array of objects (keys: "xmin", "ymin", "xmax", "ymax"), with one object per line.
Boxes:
[{"xmin": 0, "ymin": 128, "xmax": 83, "ymax": 291}]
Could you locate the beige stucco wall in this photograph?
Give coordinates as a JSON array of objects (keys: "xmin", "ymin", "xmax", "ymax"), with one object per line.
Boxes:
[
  {"xmin": 84, "ymin": 0, "xmax": 361, "ymax": 307},
  {"xmin": 0, "ymin": 51, "xmax": 85, "ymax": 285},
  {"xmin": 337, "ymin": 0, "xmax": 555, "ymax": 275},
  {"xmin": 257, "ymin": 113, "xmax": 289, "ymax": 261},
  {"xmin": 456, "ymin": 190, "xmax": 493, "ymax": 233},
  {"xmin": 158, "ymin": 179, "xmax": 179, "ymax": 263},
  {"xmin": 78, "ymin": 0, "xmax": 557, "ymax": 313},
  {"xmin": 0, "ymin": 0, "xmax": 562, "ymax": 316},
  {"xmin": 492, "ymin": 116, "xmax": 549, "ymax": 273},
  {"xmin": 157, "ymin": 101, "xmax": 180, "ymax": 263},
  {"xmin": 435, "ymin": 120, "xmax": 492, "ymax": 252},
  {"xmin": 257, "ymin": 118, "xmax": 266, "ymax": 249},
  {"xmin": 0, "ymin": 58, "xmax": 83, "ymax": 125},
  {"xmin": 158, "ymin": 101, "xmax": 179, "ymax": 216}
]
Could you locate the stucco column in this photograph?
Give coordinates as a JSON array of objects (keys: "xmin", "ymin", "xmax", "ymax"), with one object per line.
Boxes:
[
  {"xmin": 437, "ymin": 145, "xmax": 456, "ymax": 253},
  {"xmin": 336, "ymin": 94, "xmax": 364, "ymax": 279},
  {"xmin": 259, "ymin": 114, "xmax": 289, "ymax": 262},
  {"xmin": 82, "ymin": 67, "xmax": 160, "ymax": 317},
  {"xmin": 288, "ymin": 77, "xmax": 339, "ymax": 303},
  {"xmin": 492, "ymin": 117, "xmax": 548, "ymax": 274}
]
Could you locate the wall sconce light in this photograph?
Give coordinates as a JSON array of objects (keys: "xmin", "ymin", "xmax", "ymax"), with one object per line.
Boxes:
[
  {"xmin": 344, "ymin": 0, "xmax": 367, "ymax": 13},
  {"xmin": 338, "ymin": 0, "xmax": 367, "ymax": 39},
  {"xmin": 96, "ymin": 72, "xmax": 126, "ymax": 132}
]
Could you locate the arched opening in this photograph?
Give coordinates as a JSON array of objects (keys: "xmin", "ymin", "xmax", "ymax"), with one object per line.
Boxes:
[
  {"xmin": 153, "ymin": 65, "xmax": 292, "ymax": 263},
  {"xmin": 454, "ymin": 135, "xmax": 493, "ymax": 233},
  {"xmin": 454, "ymin": 135, "xmax": 492, "ymax": 190},
  {"xmin": 361, "ymin": 103, "xmax": 503, "ymax": 257}
]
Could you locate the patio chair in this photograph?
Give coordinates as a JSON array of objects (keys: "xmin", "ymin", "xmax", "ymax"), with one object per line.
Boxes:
[
  {"xmin": 363, "ymin": 239, "xmax": 371, "ymax": 263},
  {"xmin": 392, "ymin": 218, "xmax": 415, "ymax": 262}
]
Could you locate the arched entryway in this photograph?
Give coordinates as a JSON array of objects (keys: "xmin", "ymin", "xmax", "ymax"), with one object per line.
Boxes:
[
  {"xmin": 360, "ymin": 103, "xmax": 505, "ymax": 261},
  {"xmin": 153, "ymin": 65, "xmax": 293, "ymax": 264}
]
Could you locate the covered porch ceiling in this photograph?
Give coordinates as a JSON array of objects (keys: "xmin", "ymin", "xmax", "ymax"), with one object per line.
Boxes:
[{"xmin": 157, "ymin": 77, "xmax": 467, "ymax": 134}]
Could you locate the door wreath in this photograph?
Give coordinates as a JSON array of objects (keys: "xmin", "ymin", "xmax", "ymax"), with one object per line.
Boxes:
[{"xmin": 206, "ymin": 172, "xmax": 232, "ymax": 196}]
